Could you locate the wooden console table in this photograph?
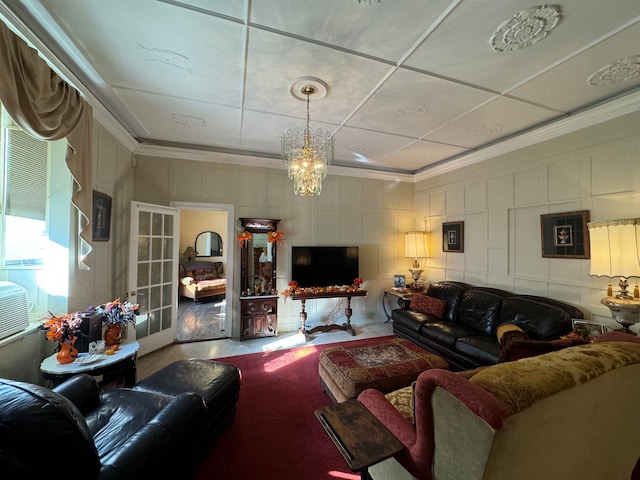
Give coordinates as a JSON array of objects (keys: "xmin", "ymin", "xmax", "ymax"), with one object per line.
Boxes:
[{"xmin": 291, "ymin": 290, "xmax": 367, "ymax": 336}]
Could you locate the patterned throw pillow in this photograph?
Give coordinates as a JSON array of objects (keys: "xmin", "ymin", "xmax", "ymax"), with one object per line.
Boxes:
[
  {"xmin": 409, "ymin": 294, "xmax": 446, "ymax": 318},
  {"xmin": 192, "ymin": 268, "xmax": 218, "ymax": 281}
]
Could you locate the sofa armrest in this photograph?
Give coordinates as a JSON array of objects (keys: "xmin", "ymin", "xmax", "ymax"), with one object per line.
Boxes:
[
  {"xmin": 358, "ymin": 389, "xmax": 417, "ymax": 446},
  {"xmin": 98, "ymin": 392, "xmax": 207, "ymax": 480},
  {"xmin": 53, "ymin": 373, "xmax": 100, "ymax": 414}
]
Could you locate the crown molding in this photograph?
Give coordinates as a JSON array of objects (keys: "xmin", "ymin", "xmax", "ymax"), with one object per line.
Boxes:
[{"xmin": 135, "ymin": 144, "xmax": 414, "ymax": 183}]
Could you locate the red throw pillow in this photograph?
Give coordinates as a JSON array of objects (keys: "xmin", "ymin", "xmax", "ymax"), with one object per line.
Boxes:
[{"xmin": 409, "ymin": 294, "xmax": 446, "ymax": 318}]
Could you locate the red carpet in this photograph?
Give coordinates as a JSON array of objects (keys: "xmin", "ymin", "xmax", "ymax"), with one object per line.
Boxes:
[{"xmin": 195, "ymin": 335, "xmax": 394, "ymax": 480}]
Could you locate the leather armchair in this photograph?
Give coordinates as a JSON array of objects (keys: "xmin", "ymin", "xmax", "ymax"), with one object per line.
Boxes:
[{"xmin": 0, "ymin": 358, "xmax": 240, "ymax": 479}]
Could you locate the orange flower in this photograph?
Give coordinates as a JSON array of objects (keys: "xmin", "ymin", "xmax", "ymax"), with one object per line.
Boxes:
[
  {"xmin": 267, "ymin": 230, "xmax": 285, "ymax": 244},
  {"xmin": 40, "ymin": 312, "xmax": 83, "ymax": 343},
  {"xmin": 237, "ymin": 231, "xmax": 252, "ymax": 247}
]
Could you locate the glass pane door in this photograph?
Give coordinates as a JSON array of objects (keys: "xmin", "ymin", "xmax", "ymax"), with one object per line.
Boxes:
[{"xmin": 129, "ymin": 201, "xmax": 179, "ymax": 356}]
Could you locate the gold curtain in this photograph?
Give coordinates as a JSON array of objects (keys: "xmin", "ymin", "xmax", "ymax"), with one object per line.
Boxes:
[{"xmin": 0, "ymin": 20, "xmax": 93, "ymax": 269}]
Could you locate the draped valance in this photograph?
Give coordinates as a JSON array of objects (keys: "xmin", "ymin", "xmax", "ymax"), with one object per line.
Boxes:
[{"xmin": 0, "ymin": 20, "xmax": 93, "ymax": 269}]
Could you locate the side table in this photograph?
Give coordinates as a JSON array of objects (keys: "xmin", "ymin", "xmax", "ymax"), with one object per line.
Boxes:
[
  {"xmin": 315, "ymin": 399, "xmax": 402, "ymax": 479},
  {"xmin": 382, "ymin": 288, "xmax": 415, "ymax": 322},
  {"xmin": 40, "ymin": 341, "xmax": 139, "ymax": 389}
]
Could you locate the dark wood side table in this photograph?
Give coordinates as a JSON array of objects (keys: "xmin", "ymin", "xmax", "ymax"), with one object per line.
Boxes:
[
  {"xmin": 315, "ymin": 399, "xmax": 403, "ymax": 479},
  {"xmin": 382, "ymin": 288, "xmax": 415, "ymax": 322}
]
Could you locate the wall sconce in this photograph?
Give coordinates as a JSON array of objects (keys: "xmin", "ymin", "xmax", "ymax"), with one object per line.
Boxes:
[
  {"xmin": 405, "ymin": 231, "xmax": 428, "ymax": 289},
  {"xmin": 588, "ymin": 218, "xmax": 640, "ymax": 333},
  {"xmin": 182, "ymin": 246, "xmax": 196, "ymax": 262}
]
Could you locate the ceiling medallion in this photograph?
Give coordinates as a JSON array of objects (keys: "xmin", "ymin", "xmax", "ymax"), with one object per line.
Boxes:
[
  {"xmin": 171, "ymin": 114, "xmax": 206, "ymax": 129},
  {"xmin": 472, "ymin": 122, "xmax": 504, "ymax": 136},
  {"xmin": 394, "ymin": 104, "xmax": 429, "ymax": 117},
  {"xmin": 588, "ymin": 55, "xmax": 640, "ymax": 86},
  {"xmin": 490, "ymin": 5, "xmax": 561, "ymax": 53}
]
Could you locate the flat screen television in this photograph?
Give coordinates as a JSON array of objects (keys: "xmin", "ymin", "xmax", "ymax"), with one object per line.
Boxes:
[{"xmin": 291, "ymin": 246, "xmax": 359, "ymax": 288}]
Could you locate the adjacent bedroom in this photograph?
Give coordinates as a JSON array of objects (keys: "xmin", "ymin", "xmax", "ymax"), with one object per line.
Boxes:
[{"xmin": 177, "ymin": 208, "xmax": 229, "ymax": 342}]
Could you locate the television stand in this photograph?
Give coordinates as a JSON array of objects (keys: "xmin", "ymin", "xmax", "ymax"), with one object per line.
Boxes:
[{"xmin": 291, "ymin": 290, "xmax": 367, "ymax": 337}]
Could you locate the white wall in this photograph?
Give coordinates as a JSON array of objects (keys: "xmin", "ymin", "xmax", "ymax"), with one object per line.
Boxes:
[
  {"xmin": 415, "ymin": 110, "xmax": 640, "ymax": 333},
  {"xmin": 134, "ymin": 157, "xmax": 416, "ymax": 335}
]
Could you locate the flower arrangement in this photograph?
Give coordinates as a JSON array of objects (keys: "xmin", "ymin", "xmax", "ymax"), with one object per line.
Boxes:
[
  {"xmin": 40, "ymin": 311, "xmax": 83, "ymax": 343},
  {"xmin": 92, "ymin": 298, "xmax": 139, "ymax": 327},
  {"xmin": 237, "ymin": 230, "xmax": 252, "ymax": 247},
  {"xmin": 281, "ymin": 279, "xmax": 364, "ymax": 298},
  {"xmin": 267, "ymin": 230, "xmax": 285, "ymax": 244}
]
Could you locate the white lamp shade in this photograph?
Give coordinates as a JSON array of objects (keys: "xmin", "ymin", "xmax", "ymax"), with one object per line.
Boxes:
[
  {"xmin": 588, "ymin": 219, "xmax": 640, "ymax": 278},
  {"xmin": 405, "ymin": 231, "xmax": 428, "ymax": 258}
]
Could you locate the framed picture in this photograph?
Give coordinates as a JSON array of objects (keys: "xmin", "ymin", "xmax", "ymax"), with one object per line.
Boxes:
[
  {"xmin": 442, "ymin": 221, "xmax": 464, "ymax": 253},
  {"xmin": 393, "ymin": 274, "xmax": 406, "ymax": 289},
  {"xmin": 92, "ymin": 191, "xmax": 112, "ymax": 242},
  {"xmin": 572, "ymin": 319, "xmax": 609, "ymax": 339},
  {"xmin": 540, "ymin": 210, "xmax": 590, "ymax": 259}
]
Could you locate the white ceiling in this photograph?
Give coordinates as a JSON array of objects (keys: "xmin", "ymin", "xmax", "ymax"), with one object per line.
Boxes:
[{"xmin": 3, "ymin": 0, "xmax": 640, "ymax": 178}]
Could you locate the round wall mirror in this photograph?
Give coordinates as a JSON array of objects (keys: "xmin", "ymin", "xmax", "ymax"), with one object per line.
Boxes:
[{"xmin": 195, "ymin": 231, "xmax": 223, "ymax": 257}]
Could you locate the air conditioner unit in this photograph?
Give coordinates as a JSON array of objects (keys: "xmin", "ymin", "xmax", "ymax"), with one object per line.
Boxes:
[{"xmin": 0, "ymin": 281, "xmax": 29, "ymax": 340}]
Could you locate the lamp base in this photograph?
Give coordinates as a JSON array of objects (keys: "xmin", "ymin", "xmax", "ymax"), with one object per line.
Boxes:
[{"xmin": 601, "ymin": 296, "xmax": 640, "ymax": 334}]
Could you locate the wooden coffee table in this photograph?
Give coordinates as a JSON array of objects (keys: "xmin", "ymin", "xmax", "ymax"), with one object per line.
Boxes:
[{"xmin": 315, "ymin": 399, "xmax": 402, "ymax": 478}]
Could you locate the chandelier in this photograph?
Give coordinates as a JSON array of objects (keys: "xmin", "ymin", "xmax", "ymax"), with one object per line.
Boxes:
[{"xmin": 281, "ymin": 79, "xmax": 334, "ymax": 196}]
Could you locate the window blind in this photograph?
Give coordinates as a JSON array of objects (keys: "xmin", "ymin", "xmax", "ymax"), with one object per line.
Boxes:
[{"xmin": 4, "ymin": 127, "xmax": 48, "ymax": 220}]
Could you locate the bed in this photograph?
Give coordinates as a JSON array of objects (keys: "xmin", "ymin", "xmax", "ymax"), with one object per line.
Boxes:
[{"xmin": 179, "ymin": 260, "xmax": 226, "ymax": 303}]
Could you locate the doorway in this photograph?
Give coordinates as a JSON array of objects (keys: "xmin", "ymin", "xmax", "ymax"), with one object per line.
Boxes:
[{"xmin": 172, "ymin": 202, "xmax": 235, "ymax": 343}]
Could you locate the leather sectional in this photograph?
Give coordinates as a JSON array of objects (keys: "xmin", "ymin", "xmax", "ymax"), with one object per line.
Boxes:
[
  {"xmin": 0, "ymin": 358, "xmax": 240, "ymax": 479},
  {"xmin": 392, "ymin": 281, "xmax": 584, "ymax": 370}
]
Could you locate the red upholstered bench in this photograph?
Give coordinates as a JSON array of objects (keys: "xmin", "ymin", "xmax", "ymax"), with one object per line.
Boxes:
[{"xmin": 319, "ymin": 338, "xmax": 448, "ymax": 403}]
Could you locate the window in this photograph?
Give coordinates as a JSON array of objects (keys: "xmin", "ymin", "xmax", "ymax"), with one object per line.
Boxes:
[
  {"xmin": 0, "ymin": 104, "xmax": 71, "ymax": 319},
  {"xmin": 1, "ymin": 107, "xmax": 49, "ymax": 268}
]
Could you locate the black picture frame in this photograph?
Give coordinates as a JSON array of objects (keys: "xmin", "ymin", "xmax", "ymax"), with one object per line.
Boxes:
[
  {"xmin": 442, "ymin": 221, "xmax": 464, "ymax": 253},
  {"xmin": 540, "ymin": 210, "xmax": 590, "ymax": 259},
  {"xmin": 92, "ymin": 191, "xmax": 112, "ymax": 242}
]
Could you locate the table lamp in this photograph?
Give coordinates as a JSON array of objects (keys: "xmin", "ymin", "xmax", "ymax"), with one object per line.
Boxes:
[
  {"xmin": 182, "ymin": 246, "xmax": 196, "ymax": 262},
  {"xmin": 588, "ymin": 218, "xmax": 640, "ymax": 333},
  {"xmin": 405, "ymin": 231, "xmax": 428, "ymax": 290}
]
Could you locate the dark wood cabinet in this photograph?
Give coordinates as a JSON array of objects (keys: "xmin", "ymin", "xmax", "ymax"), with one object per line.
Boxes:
[
  {"xmin": 239, "ymin": 218, "xmax": 280, "ymax": 340},
  {"xmin": 240, "ymin": 295, "xmax": 278, "ymax": 340}
]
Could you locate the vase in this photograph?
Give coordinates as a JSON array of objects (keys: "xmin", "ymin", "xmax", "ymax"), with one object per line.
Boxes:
[
  {"xmin": 104, "ymin": 323, "xmax": 123, "ymax": 347},
  {"xmin": 56, "ymin": 338, "xmax": 78, "ymax": 364}
]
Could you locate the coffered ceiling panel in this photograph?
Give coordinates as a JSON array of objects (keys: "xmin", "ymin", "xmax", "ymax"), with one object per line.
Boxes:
[
  {"xmin": 2, "ymin": 0, "xmax": 639, "ymax": 177},
  {"xmin": 346, "ymin": 68, "xmax": 497, "ymax": 137},
  {"xmin": 509, "ymin": 22, "xmax": 640, "ymax": 112},
  {"xmin": 425, "ymin": 97, "xmax": 561, "ymax": 148},
  {"xmin": 381, "ymin": 140, "xmax": 469, "ymax": 171},
  {"xmin": 244, "ymin": 28, "xmax": 394, "ymax": 123}
]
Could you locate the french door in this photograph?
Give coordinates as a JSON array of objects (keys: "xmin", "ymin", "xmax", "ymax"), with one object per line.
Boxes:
[{"xmin": 128, "ymin": 201, "xmax": 179, "ymax": 356}]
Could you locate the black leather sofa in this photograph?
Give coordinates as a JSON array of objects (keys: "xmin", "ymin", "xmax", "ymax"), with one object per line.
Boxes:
[
  {"xmin": 0, "ymin": 358, "xmax": 240, "ymax": 479},
  {"xmin": 392, "ymin": 281, "xmax": 584, "ymax": 370}
]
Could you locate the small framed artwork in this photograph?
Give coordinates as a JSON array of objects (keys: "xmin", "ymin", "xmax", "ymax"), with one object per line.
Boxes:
[
  {"xmin": 393, "ymin": 274, "xmax": 406, "ymax": 289},
  {"xmin": 540, "ymin": 210, "xmax": 590, "ymax": 259},
  {"xmin": 442, "ymin": 221, "xmax": 464, "ymax": 253},
  {"xmin": 92, "ymin": 191, "xmax": 112, "ymax": 242},
  {"xmin": 572, "ymin": 319, "xmax": 609, "ymax": 339}
]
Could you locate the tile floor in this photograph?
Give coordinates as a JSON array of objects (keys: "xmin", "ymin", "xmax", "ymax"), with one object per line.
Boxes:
[{"xmin": 137, "ymin": 319, "xmax": 394, "ymax": 380}]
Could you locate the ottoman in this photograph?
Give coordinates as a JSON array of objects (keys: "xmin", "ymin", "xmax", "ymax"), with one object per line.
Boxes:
[
  {"xmin": 319, "ymin": 338, "xmax": 448, "ymax": 403},
  {"xmin": 133, "ymin": 358, "xmax": 241, "ymax": 449}
]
